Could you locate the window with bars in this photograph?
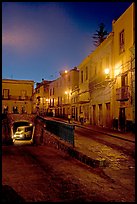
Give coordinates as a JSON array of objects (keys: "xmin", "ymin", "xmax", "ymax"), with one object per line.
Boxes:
[
  {"xmin": 81, "ymin": 70, "xmax": 83, "ymax": 83},
  {"xmin": 86, "ymin": 66, "xmax": 88, "ymax": 80},
  {"xmin": 50, "ymin": 89, "xmax": 52, "ymax": 96},
  {"xmin": 119, "ymin": 29, "xmax": 125, "ymax": 53},
  {"xmin": 3, "ymin": 89, "xmax": 9, "ymax": 99}
]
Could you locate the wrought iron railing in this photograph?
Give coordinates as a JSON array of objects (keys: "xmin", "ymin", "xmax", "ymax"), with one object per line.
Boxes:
[
  {"xmin": 116, "ymin": 86, "xmax": 129, "ymax": 101},
  {"xmin": 37, "ymin": 115, "xmax": 75, "ymax": 147},
  {"xmin": 2, "ymin": 95, "xmax": 32, "ymax": 101}
]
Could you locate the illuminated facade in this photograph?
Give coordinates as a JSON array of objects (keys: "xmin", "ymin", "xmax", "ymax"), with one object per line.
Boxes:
[
  {"xmin": 48, "ymin": 67, "xmax": 79, "ymax": 118},
  {"xmin": 77, "ymin": 3, "xmax": 135, "ymax": 131},
  {"xmin": 112, "ymin": 2, "xmax": 135, "ymax": 131},
  {"xmin": 2, "ymin": 79, "xmax": 34, "ymax": 114},
  {"xmin": 3, "ymin": 3, "xmax": 134, "ymax": 133},
  {"xmin": 78, "ymin": 32, "xmax": 113, "ymax": 126},
  {"xmin": 33, "ymin": 80, "xmax": 51, "ymax": 114}
]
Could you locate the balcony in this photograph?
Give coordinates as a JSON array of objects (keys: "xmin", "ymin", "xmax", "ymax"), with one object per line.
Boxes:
[
  {"xmin": 2, "ymin": 95, "xmax": 32, "ymax": 101},
  {"xmin": 49, "ymin": 104, "xmax": 54, "ymax": 108},
  {"xmin": 116, "ymin": 86, "xmax": 129, "ymax": 101}
]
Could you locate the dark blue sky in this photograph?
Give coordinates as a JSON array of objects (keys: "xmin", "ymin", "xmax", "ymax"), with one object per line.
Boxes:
[{"xmin": 2, "ymin": 2, "xmax": 132, "ymax": 84}]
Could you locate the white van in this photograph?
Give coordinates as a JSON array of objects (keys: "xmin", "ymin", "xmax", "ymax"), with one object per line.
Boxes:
[{"xmin": 13, "ymin": 126, "xmax": 32, "ymax": 140}]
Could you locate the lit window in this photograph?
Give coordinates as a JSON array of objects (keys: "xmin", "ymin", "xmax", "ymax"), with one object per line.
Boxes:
[
  {"xmin": 21, "ymin": 90, "xmax": 26, "ymax": 99},
  {"xmin": 3, "ymin": 89, "xmax": 9, "ymax": 99}
]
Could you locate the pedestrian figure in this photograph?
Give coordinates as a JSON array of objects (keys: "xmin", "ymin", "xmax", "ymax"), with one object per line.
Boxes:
[
  {"xmin": 80, "ymin": 112, "xmax": 84, "ymax": 125},
  {"xmin": 68, "ymin": 114, "xmax": 71, "ymax": 123},
  {"xmin": 72, "ymin": 115, "xmax": 75, "ymax": 124}
]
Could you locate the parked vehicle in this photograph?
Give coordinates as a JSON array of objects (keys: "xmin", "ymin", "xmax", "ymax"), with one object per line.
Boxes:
[{"xmin": 13, "ymin": 126, "xmax": 32, "ymax": 140}]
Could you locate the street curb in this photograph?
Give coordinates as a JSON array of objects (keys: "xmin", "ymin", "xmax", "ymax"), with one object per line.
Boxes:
[
  {"xmin": 34, "ymin": 117, "xmax": 108, "ymax": 168},
  {"xmin": 74, "ymin": 124, "xmax": 135, "ymax": 143},
  {"xmin": 65, "ymin": 146, "xmax": 107, "ymax": 168},
  {"xmin": 46, "ymin": 135, "xmax": 108, "ymax": 168},
  {"xmin": 44, "ymin": 131, "xmax": 107, "ymax": 168},
  {"xmin": 48, "ymin": 117, "xmax": 135, "ymax": 143}
]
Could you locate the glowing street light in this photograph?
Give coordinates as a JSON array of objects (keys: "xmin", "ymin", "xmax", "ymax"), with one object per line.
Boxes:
[
  {"xmin": 104, "ymin": 68, "xmax": 110, "ymax": 75},
  {"xmin": 104, "ymin": 68, "xmax": 110, "ymax": 80}
]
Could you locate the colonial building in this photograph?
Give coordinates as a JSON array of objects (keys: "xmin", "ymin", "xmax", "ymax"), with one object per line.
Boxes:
[
  {"xmin": 2, "ymin": 79, "xmax": 34, "ymax": 114},
  {"xmin": 33, "ymin": 79, "xmax": 52, "ymax": 114},
  {"xmin": 78, "ymin": 32, "xmax": 113, "ymax": 126},
  {"xmin": 48, "ymin": 67, "xmax": 79, "ymax": 118},
  {"xmin": 112, "ymin": 2, "xmax": 135, "ymax": 131},
  {"xmin": 77, "ymin": 2, "xmax": 135, "ymax": 131},
  {"xmin": 3, "ymin": 3, "xmax": 134, "ymax": 133}
]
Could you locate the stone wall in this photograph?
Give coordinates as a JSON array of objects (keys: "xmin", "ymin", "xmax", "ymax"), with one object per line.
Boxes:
[
  {"xmin": 2, "ymin": 114, "xmax": 36, "ymax": 144},
  {"xmin": 33, "ymin": 117, "xmax": 107, "ymax": 168},
  {"xmin": 2, "ymin": 117, "xmax": 12, "ymax": 145},
  {"xmin": 7, "ymin": 113, "xmax": 36, "ymax": 126}
]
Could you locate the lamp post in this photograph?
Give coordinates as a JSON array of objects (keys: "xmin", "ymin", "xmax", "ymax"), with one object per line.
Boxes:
[{"xmin": 104, "ymin": 68, "xmax": 110, "ymax": 79}]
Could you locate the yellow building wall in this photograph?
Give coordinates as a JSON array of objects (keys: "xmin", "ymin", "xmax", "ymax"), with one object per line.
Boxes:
[
  {"xmin": 2, "ymin": 79, "xmax": 34, "ymax": 114},
  {"xmin": 112, "ymin": 3, "xmax": 135, "ymax": 126},
  {"xmin": 78, "ymin": 32, "xmax": 113, "ymax": 126},
  {"xmin": 33, "ymin": 81, "xmax": 50, "ymax": 114},
  {"xmin": 49, "ymin": 68, "xmax": 79, "ymax": 117}
]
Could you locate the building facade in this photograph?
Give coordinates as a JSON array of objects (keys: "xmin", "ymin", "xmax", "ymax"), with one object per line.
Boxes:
[
  {"xmin": 33, "ymin": 80, "xmax": 51, "ymax": 114},
  {"xmin": 4, "ymin": 3, "xmax": 134, "ymax": 133},
  {"xmin": 77, "ymin": 2, "xmax": 135, "ymax": 131},
  {"xmin": 78, "ymin": 32, "xmax": 113, "ymax": 126},
  {"xmin": 2, "ymin": 79, "xmax": 34, "ymax": 114},
  {"xmin": 48, "ymin": 67, "xmax": 79, "ymax": 118},
  {"xmin": 112, "ymin": 2, "xmax": 135, "ymax": 131}
]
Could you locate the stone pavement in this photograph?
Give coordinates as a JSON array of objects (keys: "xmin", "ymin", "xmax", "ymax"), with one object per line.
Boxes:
[
  {"xmin": 41, "ymin": 116, "xmax": 135, "ymax": 168},
  {"xmin": 49, "ymin": 116, "xmax": 135, "ymax": 143}
]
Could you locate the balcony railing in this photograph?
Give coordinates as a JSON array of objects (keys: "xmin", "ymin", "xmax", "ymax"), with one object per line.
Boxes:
[
  {"xmin": 2, "ymin": 95, "xmax": 32, "ymax": 101},
  {"xmin": 116, "ymin": 86, "xmax": 129, "ymax": 101}
]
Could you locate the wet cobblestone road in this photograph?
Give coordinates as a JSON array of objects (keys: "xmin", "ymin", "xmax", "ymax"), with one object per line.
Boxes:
[{"xmin": 2, "ymin": 142, "xmax": 135, "ymax": 202}]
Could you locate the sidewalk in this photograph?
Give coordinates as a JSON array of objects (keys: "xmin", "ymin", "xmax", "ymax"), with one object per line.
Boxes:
[
  {"xmin": 46, "ymin": 117, "xmax": 135, "ymax": 143},
  {"xmin": 39, "ymin": 116, "xmax": 135, "ymax": 168},
  {"xmin": 75, "ymin": 123, "xmax": 135, "ymax": 143}
]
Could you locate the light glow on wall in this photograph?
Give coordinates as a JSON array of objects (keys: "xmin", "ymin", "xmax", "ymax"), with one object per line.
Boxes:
[
  {"xmin": 104, "ymin": 68, "xmax": 110, "ymax": 75},
  {"xmin": 114, "ymin": 63, "xmax": 121, "ymax": 77}
]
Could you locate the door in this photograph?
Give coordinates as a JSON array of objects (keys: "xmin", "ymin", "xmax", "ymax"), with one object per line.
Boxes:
[
  {"xmin": 76, "ymin": 107, "xmax": 78, "ymax": 121},
  {"xmin": 93, "ymin": 105, "xmax": 96, "ymax": 125},
  {"xmin": 98, "ymin": 104, "xmax": 103, "ymax": 126},
  {"xmin": 106, "ymin": 103, "xmax": 110, "ymax": 128},
  {"xmin": 119, "ymin": 108, "xmax": 126, "ymax": 132}
]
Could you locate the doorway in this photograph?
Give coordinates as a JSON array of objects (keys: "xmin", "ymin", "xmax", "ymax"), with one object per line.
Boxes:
[
  {"xmin": 119, "ymin": 107, "xmax": 126, "ymax": 132},
  {"xmin": 93, "ymin": 105, "xmax": 96, "ymax": 125},
  {"xmin": 106, "ymin": 102, "xmax": 111, "ymax": 128}
]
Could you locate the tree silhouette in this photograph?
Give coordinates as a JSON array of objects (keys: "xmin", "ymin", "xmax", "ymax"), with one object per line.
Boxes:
[{"xmin": 92, "ymin": 23, "xmax": 109, "ymax": 47}]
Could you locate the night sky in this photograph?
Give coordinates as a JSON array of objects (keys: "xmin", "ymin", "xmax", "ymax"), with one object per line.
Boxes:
[{"xmin": 2, "ymin": 2, "xmax": 132, "ymax": 84}]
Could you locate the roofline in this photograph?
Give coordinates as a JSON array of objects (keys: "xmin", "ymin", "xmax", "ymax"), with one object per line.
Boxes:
[{"xmin": 2, "ymin": 78, "xmax": 34, "ymax": 83}]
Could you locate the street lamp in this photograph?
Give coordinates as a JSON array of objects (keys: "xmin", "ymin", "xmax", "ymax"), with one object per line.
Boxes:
[
  {"xmin": 104, "ymin": 68, "xmax": 110, "ymax": 79},
  {"xmin": 104, "ymin": 68, "xmax": 110, "ymax": 75}
]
